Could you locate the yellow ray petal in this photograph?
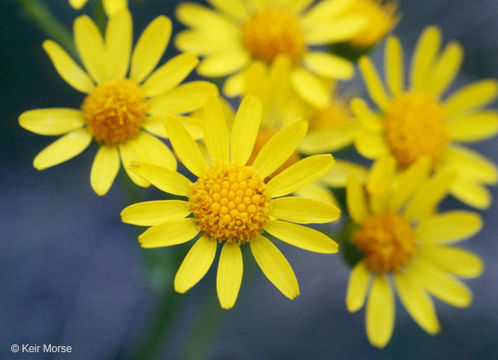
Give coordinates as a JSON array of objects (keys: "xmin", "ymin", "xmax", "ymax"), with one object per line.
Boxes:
[
  {"xmin": 385, "ymin": 36, "xmax": 404, "ymax": 97},
  {"xmin": 144, "ymin": 115, "xmax": 205, "ymax": 140},
  {"xmin": 366, "ymin": 275, "xmax": 395, "ymax": 348},
  {"xmin": 102, "ymin": 0, "xmax": 127, "ymax": 17},
  {"xmin": 230, "ymin": 95, "xmax": 262, "ymax": 165},
  {"xmin": 139, "ymin": 218, "xmax": 199, "ymax": 248},
  {"xmin": 265, "ymin": 220, "xmax": 338, "ymax": 254},
  {"xmin": 448, "ymin": 111, "xmax": 498, "ymax": 142},
  {"xmin": 410, "ymin": 26, "xmax": 442, "ymax": 91},
  {"xmin": 320, "ymin": 160, "xmax": 368, "ymax": 188},
  {"xmin": 394, "ymin": 272, "xmax": 440, "ymax": 335},
  {"xmin": 197, "ymin": 50, "xmax": 250, "ymax": 77},
  {"xmin": 176, "ymin": 2, "xmax": 240, "ymax": 32},
  {"xmin": 450, "ymin": 176, "xmax": 492, "ymax": 210},
  {"xmin": 42, "ymin": 40, "xmax": 95, "ymax": 93},
  {"xmin": 350, "ymin": 98, "xmax": 383, "ymax": 133},
  {"xmin": 105, "ymin": 9, "xmax": 132, "ymax": 80},
  {"xmin": 355, "ymin": 131, "xmax": 390, "ymax": 159},
  {"xmin": 366, "ymin": 156, "xmax": 396, "ymax": 196},
  {"xmin": 271, "ymin": 197, "xmax": 340, "ymax": 224},
  {"xmin": 148, "ymin": 81, "xmax": 218, "ymax": 115},
  {"xmin": 223, "ymin": 72, "xmax": 244, "ymax": 97},
  {"xmin": 250, "ymin": 235, "xmax": 300, "ymax": 299},
  {"xmin": 175, "ymin": 235, "xmax": 217, "ymax": 293},
  {"xmin": 404, "ymin": 169, "xmax": 454, "ymax": 220},
  {"xmin": 358, "ymin": 56, "xmax": 390, "ymax": 110},
  {"xmin": 90, "ymin": 145, "xmax": 120, "ymax": 196},
  {"xmin": 19, "ymin": 108, "xmax": 84, "ymax": 135},
  {"xmin": 418, "ymin": 245, "xmax": 484, "ymax": 278},
  {"xmin": 390, "ymin": 157, "xmax": 431, "ymax": 211},
  {"xmin": 217, "ymin": 242, "xmax": 243, "ymax": 309},
  {"xmin": 74, "ymin": 15, "xmax": 107, "ymax": 83},
  {"xmin": 410, "ymin": 259, "xmax": 472, "ymax": 308},
  {"xmin": 444, "ymin": 79, "xmax": 498, "ymax": 117},
  {"xmin": 69, "ymin": 0, "xmax": 88, "ymax": 10},
  {"xmin": 130, "ymin": 16, "xmax": 172, "ymax": 83},
  {"xmin": 445, "ymin": 145, "xmax": 497, "ymax": 184},
  {"xmin": 301, "ymin": 0, "xmax": 357, "ymax": 27},
  {"xmin": 288, "ymin": 0, "xmax": 314, "ymax": 14},
  {"xmin": 291, "ymin": 67, "xmax": 330, "ymax": 108},
  {"xmin": 303, "ymin": 52, "xmax": 354, "ymax": 79},
  {"xmin": 141, "ymin": 53, "xmax": 198, "ymax": 97},
  {"xmin": 305, "ymin": 16, "xmax": 367, "ymax": 45},
  {"xmin": 266, "ymin": 154, "xmax": 335, "ymax": 197},
  {"xmin": 294, "ymin": 182, "xmax": 338, "ymax": 206},
  {"xmin": 426, "ymin": 41, "xmax": 463, "ymax": 97},
  {"xmin": 346, "ymin": 174, "xmax": 369, "ymax": 224},
  {"xmin": 165, "ymin": 115, "xmax": 208, "ymax": 176},
  {"xmin": 175, "ymin": 30, "xmax": 237, "ymax": 55},
  {"xmin": 131, "ymin": 131, "xmax": 177, "ymax": 170},
  {"xmin": 416, "ymin": 210, "xmax": 482, "ymax": 244},
  {"xmin": 121, "ymin": 200, "xmax": 191, "ymax": 226},
  {"xmin": 346, "ymin": 260, "xmax": 371, "ymax": 312},
  {"xmin": 128, "ymin": 161, "xmax": 192, "ymax": 196},
  {"xmin": 203, "ymin": 95, "xmax": 230, "ymax": 163},
  {"xmin": 33, "ymin": 129, "xmax": 92, "ymax": 170},
  {"xmin": 253, "ymin": 120, "xmax": 307, "ymax": 178},
  {"xmin": 299, "ymin": 122, "xmax": 358, "ymax": 154},
  {"xmin": 206, "ymin": 0, "xmax": 249, "ymax": 20}
]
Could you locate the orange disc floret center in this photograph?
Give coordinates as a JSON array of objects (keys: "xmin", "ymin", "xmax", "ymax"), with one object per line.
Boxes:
[
  {"xmin": 242, "ymin": 10, "xmax": 306, "ymax": 63},
  {"xmin": 189, "ymin": 163, "xmax": 271, "ymax": 244},
  {"xmin": 82, "ymin": 79, "xmax": 147, "ymax": 146},
  {"xmin": 352, "ymin": 212, "xmax": 416, "ymax": 273},
  {"xmin": 384, "ymin": 91, "xmax": 447, "ymax": 167}
]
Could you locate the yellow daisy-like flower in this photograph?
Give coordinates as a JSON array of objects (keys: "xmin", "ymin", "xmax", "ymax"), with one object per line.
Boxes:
[
  {"xmin": 69, "ymin": 0, "xmax": 127, "ymax": 16},
  {"xmin": 344, "ymin": 0, "xmax": 399, "ymax": 48},
  {"xmin": 175, "ymin": 0, "xmax": 367, "ymax": 100},
  {"xmin": 19, "ymin": 10, "xmax": 217, "ymax": 195},
  {"xmin": 242, "ymin": 56, "xmax": 366, "ymax": 202},
  {"xmin": 121, "ymin": 95, "xmax": 340, "ymax": 309},
  {"xmin": 353, "ymin": 26, "xmax": 498, "ymax": 209},
  {"xmin": 345, "ymin": 156, "xmax": 484, "ymax": 348}
]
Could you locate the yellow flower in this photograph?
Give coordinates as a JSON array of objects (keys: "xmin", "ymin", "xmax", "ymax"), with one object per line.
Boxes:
[
  {"xmin": 353, "ymin": 26, "xmax": 498, "ymax": 209},
  {"xmin": 121, "ymin": 95, "xmax": 340, "ymax": 309},
  {"xmin": 345, "ymin": 156, "xmax": 484, "ymax": 348},
  {"xmin": 344, "ymin": 0, "xmax": 399, "ymax": 48},
  {"xmin": 175, "ymin": 0, "xmax": 368, "ymax": 100},
  {"xmin": 19, "ymin": 10, "xmax": 217, "ymax": 196},
  {"xmin": 69, "ymin": 0, "xmax": 127, "ymax": 16},
  {"xmin": 241, "ymin": 56, "xmax": 366, "ymax": 203}
]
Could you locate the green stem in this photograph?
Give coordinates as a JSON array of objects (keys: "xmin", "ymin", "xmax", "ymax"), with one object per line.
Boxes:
[{"xmin": 18, "ymin": 0, "xmax": 77, "ymax": 58}]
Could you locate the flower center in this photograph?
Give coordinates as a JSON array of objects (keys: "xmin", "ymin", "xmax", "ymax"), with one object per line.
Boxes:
[
  {"xmin": 242, "ymin": 9, "xmax": 306, "ymax": 63},
  {"xmin": 82, "ymin": 79, "xmax": 147, "ymax": 146},
  {"xmin": 352, "ymin": 212, "xmax": 416, "ymax": 273},
  {"xmin": 248, "ymin": 128, "xmax": 300, "ymax": 180},
  {"xmin": 189, "ymin": 163, "xmax": 271, "ymax": 244},
  {"xmin": 384, "ymin": 91, "xmax": 447, "ymax": 167}
]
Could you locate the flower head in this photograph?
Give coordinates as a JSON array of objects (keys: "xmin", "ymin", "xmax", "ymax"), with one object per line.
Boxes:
[
  {"xmin": 344, "ymin": 0, "xmax": 399, "ymax": 48},
  {"xmin": 19, "ymin": 10, "xmax": 217, "ymax": 195},
  {"xmin": 121, "ymin": 95, "xmax": 340, "ymax": 309},
  {"xmin": 345, "ymin": 156, "xmax": 484, "ymax": 347},
  {"xmin": 175, "ymin": 0, "xmax": 367, "ymax": 101},
  {"xmin": 353, "ymin": 26, "xmax": 498, "ymax": 209}
]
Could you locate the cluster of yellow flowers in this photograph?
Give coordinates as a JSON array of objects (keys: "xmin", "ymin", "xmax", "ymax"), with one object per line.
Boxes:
[{"xmin": 19, "ymin": 0, "xmax": 496, "ymax": 348}]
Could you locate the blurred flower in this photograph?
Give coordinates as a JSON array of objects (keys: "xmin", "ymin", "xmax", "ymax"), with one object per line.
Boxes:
[
  {"xmin": 69, "ymin": 0, "xmax": 127, "ymax": 16},
  {"xmin": 345, "ymin": 156, "xmax": 484, "ymax": 348},
  {"xmin": 353, "ymin": 26, "xmax": 498, "ymax": 209},
  {"xmin": 19, "ymin": 10, "xmax": 217, "ymax": 195},
  {"xmin": 175, "ymin": 0, "xmax": 368, "ymax": 101},
  {"xmin": 242, "ymin": 56, "xmax": 366, "ymax": 204},
  {"xmin": 121, "ymin": 95, "xmax": 340, "ymax": 309},
  {"xmin": 344, "ymin": 0, "xmax": 399, "ymax": 48}
]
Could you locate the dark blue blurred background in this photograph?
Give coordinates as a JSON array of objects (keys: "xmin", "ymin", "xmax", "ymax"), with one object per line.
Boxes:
[{"xmin": 1, "ymin": 0, "xmax": 497, "ymax": 359}]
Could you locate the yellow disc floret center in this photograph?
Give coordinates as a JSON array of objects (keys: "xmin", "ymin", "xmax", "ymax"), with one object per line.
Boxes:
[
  {"xmin": 384, "ymin": 91, "xmax": 448, "ymax": 167},
  {"xmin": 189, "ymin": 163, "xmax": 271, "ymax": 244},
  {"xmin": 82, "ymin": 79, "xmax": 147, "ymax": 146},
  {"xmin": 352, "ymin": 212, "xmax": 416, "ymax": 273},
  {"xmin": 242, "ymin": 10, "xmax": 306, "ymax": 63}
]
